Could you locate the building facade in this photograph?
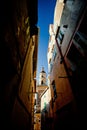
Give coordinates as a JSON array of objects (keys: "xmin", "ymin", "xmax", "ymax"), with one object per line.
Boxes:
[
  {"xmin": 47, "ymin": 0, "xmax": 87, "ymax": 130},
  {"xmin": 40, "ymin": 86, "xmax": 51, "ymax": 130},
  {"xmin": 0, "ymin": 0, "xmax": 38, "ymax": 130}
]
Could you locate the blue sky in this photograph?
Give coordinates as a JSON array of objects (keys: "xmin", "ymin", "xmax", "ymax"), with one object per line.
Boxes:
[{"xmin": 36, "ymin": 0, "xmax": 56, "ymax": 80}]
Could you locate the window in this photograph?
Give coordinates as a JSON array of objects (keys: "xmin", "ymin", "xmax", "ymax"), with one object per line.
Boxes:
[
  {"xmin": 43, "ymin": 102, "xmax": 47, "ymax": 113},
  {"xmin": 57, "ymin": 30, "xmax": 64, "ymax": 44},
  {"xmin": 57, "ymin": 25, "xmax": 68, "ymax": 45},
  {"xmin": 50, "ymin": 62, "xmax": 53, "ymax": 73},
  {"xmin": 41, "ymin": 80, "xmax": 43, "ymax": 85},
  {"xmin": 52, "ymin": 80, "xmax": 57, "ymax": 99},
  {"xmin": 74, "ymin": 31, "xmax": 87, "ymax": 50},
  {"xmin": 48, "ymin": 45, "xmax": 57, "ymax": 73},
  {"xmin": 44, "ymin": 102, "xmax": 46, "ymax": 110},
  {"xmin": 67, "ymin": 44, "xmax": 83, "ymax": 71},
  {"xmin": 52, "ymin": 44, "xmax": 57, "ymax": 61},
  {"xmin": 64, "ymin": 0, "xmax": 67, "ymax": 3}
]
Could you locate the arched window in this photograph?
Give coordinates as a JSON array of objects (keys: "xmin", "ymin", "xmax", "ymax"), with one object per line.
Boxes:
[{"xmin": 41, "ymin": 80, "xmax": 43, "ymax": 85}]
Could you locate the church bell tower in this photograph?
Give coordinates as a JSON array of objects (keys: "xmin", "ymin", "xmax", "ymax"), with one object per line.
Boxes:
[{"xmin": 39, "ymin": 67, "xmax": 47, "ymax": 85}]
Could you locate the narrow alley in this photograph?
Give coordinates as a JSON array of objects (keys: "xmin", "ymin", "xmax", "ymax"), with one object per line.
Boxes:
[{"xmin": 0, "ymin": 0, "xmax": 87, "ymax": 130}]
